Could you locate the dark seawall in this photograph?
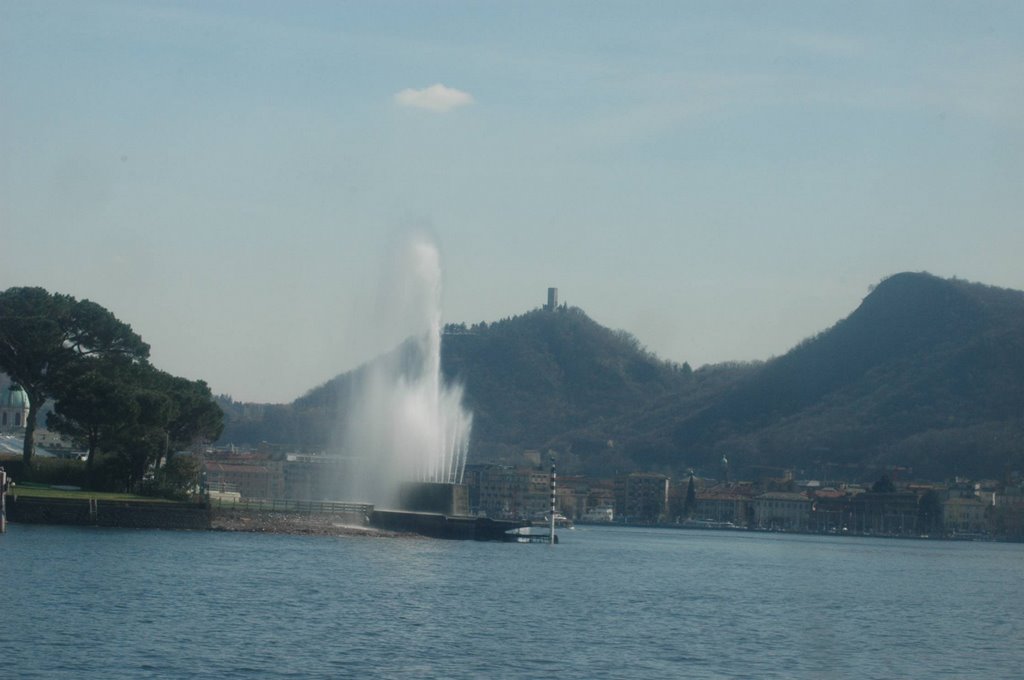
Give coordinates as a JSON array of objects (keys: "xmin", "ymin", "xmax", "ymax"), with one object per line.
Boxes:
[{"xmin": 7, "ymin": 497, "xmax": 211, "ymax": 530}]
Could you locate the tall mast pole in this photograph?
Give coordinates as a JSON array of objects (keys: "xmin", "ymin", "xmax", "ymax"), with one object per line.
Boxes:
[
  {"xmin": 1, "ymin": 467, "xmax": 8, "ymax": 534},
  {"xmin": 550, "ymin": 454, "xmax": 556, "ymax": 545}
]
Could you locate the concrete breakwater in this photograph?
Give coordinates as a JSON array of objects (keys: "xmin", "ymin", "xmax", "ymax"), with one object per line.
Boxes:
[
  {"xmin": 7, "ymin": 496, "xmax": 211, "ymax": 530},
  {"xmin": 7, "ymin": 495, "xmax": 527, "ymax": 540},
  {"xmin": 371, "ymin": 509, "xmax": 527, "ymax": 540}
]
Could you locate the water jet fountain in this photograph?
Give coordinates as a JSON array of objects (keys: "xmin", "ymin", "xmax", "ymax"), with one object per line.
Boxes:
[{"xmin": 335, "ymin": 235, "xmax": 472, "ymax": 512}]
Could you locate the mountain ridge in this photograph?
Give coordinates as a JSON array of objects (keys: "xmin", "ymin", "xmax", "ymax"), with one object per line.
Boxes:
[
  {"xmin": 217, "ymin": 272, "xmax": 1024, "ymax": 481},
  {"xmin": 661, "ymin": 272, "xmax": 1024, "ymax": 478}
]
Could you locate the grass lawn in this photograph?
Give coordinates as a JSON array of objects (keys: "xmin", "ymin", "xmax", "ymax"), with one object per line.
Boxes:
[{"xmin": 10, "ymin": 484, "xmax": 175, "ymax": 503}]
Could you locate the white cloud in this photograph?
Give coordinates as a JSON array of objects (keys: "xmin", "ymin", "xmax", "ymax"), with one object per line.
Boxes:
[{"xmin": 393, "ymin": 83, "xmax": 474, "ymax": 112}]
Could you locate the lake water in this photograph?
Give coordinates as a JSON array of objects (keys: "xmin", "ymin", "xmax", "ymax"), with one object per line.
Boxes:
[{"xmin": 2, "ymin": 524, "xmax": 1022, "ymax": 679}]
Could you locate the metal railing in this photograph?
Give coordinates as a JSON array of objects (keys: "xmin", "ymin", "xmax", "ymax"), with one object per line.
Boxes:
[{"xmin": 208, "ymin": 496, "xmax": 373, "ymax": 515}]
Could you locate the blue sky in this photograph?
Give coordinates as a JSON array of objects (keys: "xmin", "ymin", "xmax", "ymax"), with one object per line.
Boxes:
[{"xmin": 3, "ymin": 1, "xmax": 1022, "ymax": 402}]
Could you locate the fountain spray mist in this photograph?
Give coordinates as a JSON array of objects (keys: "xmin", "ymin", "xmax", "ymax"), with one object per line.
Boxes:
[{"xmin": 335, "ymin": 234, "xmax": 472, "ymax": 506}]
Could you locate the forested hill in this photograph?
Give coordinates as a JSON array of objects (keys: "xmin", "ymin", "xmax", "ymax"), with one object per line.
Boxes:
[
  {"xmin": 217, "ymin": 272, "xmax": 1024, "ymax": 481},
  {"xmin": 438, "ymin": 308, "xmax": 748, "ymax": 469},
  {"xmin": 664, "ymin": 272, "xmax": 1024, "ymax": 479},
  {"xmin": 217, "ymin": 305, "xmax": 754, "ymax": 468}
]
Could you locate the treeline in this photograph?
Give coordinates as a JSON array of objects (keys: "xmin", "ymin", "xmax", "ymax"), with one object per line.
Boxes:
[{"xmin": 0, "ymin": 287, "xmax": 223, "ymax": 496}]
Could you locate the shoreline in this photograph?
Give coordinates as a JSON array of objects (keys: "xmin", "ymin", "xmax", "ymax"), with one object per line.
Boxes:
[{"xmin": 209, "ymin": 508, "xmax": 418, "ymax": 538}]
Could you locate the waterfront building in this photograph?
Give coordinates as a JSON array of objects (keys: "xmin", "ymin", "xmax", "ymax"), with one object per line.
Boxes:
[
  {"xmin": 554, "ymin": 484, "xmax": 580, "ymax": 519},
  {"xmin": 468, "ymin": 464, "xmax": 520, "ymax": 518},
  {"xmin": 991, "ymin": 484, "xmax": 1024, "ymax": 540},
  {"xmin": 466, "ymin": 462, "xmax": 573, "ymax": 520},
  {"xmin": 614, "ymin": 472, "xmax": 670, "ymax": 522},
  {"xmin": 585, "ymin": 483, "xmax": 616, "ymax": 515},
  {"xmin": 551, "ymin": 474, "xmax": 619, "ymax": 519},
  {"xmin": 752, "ymin": 492, "xmax": 812, "ymax": 531},
  {"xmin": 942, "ymin": 496, "xmax": 990, "ymax": 535},
  {"xmin": 808, "ymin": 488, "xmax": 853, "ymax": 533},
  {"xmin": 516, "ymin": 466, "xmax": 552, "ymax": 519},
  {"xmin": 696, "ymin": 488, "xmax": 753, "ymax": 526},
  {"xmin": 847, "ymin": 491, "xmax": 921, "ymax": 536}
]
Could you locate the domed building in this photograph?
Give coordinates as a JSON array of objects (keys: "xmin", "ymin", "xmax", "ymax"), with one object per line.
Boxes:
[{"xmin": 1, "ymin": 385, "xmax": 30, "ymax": 432}]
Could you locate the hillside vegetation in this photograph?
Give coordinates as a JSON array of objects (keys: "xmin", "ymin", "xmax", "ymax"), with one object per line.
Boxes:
[
  {"xmin": 669, "ymin": 272, "xmax": 1024, "ymax": 479},
  {"xmin": 218, "ymin": 273, "xmax": 1024, "ymax": 481}
]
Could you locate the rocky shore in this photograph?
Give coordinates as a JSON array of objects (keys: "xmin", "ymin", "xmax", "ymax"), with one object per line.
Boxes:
[{"xmin": 210, "ymin": 508, "xmax": 417, "ymax": 538}]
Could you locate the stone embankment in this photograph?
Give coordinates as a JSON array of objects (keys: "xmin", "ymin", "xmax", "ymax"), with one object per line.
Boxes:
[{"xmin": 210, "ymin": 507, "xmax": 415, "ymax": 538}]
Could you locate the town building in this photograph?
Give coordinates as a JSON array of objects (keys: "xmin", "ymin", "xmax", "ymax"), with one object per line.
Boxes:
[
  {"xmin": 466, "ymin": 464, "xmax": 550, "ymax": 519},
  {"xmin": 585, "ymin": 483, "xmax": 616, "ymax": 516},
  {"xmin": 34, "ymin": 429, "xmax": 74, "ymax": 452},
  {"xmin": 808, "ymin": 487, "xmax": 854, "ymax": 533},
  {"xmin": 615, "ymin": 472, "xmax": 670, "ymax": 522},
  {"xmin": 991, "ymin": 483, "xmax": 1024, "ymax": 540},
  {"xmin": 942, "ymin": 497, "xmax": 990, "ymax": 535},
  {"xmin": 696, "ymin": 486, "xmax": 754, "ymax": 526},
  {"xmin": 847, "ymin": 491, "xmax": 921, "ymax": 536},
  {"xmin": 752, "ymin": 492, "xmax": 812, "ymax": 531},
  {"xmin": 557, "ymin": 474, "xmax": 599, "ymax": 519}
]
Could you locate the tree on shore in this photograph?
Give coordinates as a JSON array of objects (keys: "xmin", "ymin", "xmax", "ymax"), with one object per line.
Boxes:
[
  {"xmin": 917, "ymin": 489, "xmax": 944, "ymax": 535},
  {"xmin": 45, "ymin": 355, "xmax": 140, "ymax": 473},
  {"xmin": 872, "ymin": 474, "xmax": 897, "ymax": 494},
  {"xmin": 1, "ymin": 286, "xmax": 223, "ymax": 493},
  {"xmin": 0, "ymin": 287, "xmax": 150, "ymax": 468},
  {"xmin": 684, "ymin": 472, "xmax": 697, "ymax": 518},
  {"xmin": 155, "ymin": 372, "xmax": 224, "ymax": 464},
  {"xmin": 47, "ymin": 359, "xmax": 223, "ymax": 491}
]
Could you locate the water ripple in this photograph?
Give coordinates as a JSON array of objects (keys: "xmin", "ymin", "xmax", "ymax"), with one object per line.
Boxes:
[{"xmin": 2, "ymin": 525, "xmax": 1023, "ymax": 678}]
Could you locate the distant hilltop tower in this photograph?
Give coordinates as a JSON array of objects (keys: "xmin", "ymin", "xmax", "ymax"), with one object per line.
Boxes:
[{"xmin": 545, "ymin": 287, "xmax": 559, "ymax": 311}]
